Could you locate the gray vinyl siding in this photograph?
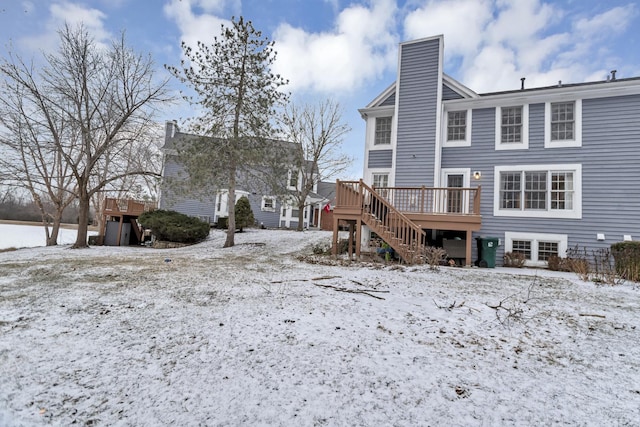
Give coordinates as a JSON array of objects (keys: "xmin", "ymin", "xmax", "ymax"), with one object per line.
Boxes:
[
  {"xmin": 380, "ymin": 92, "xmax": 396, "ymax": 106},
  {"xmin": 442, "ymin": 83, "xmax": 464, "ymax": 100},
  {"xmin": 368, "ymin": 149, "xmax": 393, "ymax": 168},
  {"xmin": 159, "ymin": 157, "xmax": 217, "ymax": 223},
  {"xmin": 248, "ymin": 194, "xmax": 281, "ymax": 228},
  {"xmin": 395, "ymin": 38, "xmax": 441, "ymax": 187},
  {"xmin": 441, "ymin": 94, "xmax": 640, "ymax": 264}
]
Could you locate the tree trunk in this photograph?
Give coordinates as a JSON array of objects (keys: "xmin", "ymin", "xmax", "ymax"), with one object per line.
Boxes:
[
  {"xmin": 46, "ymin": 211, "xmax": 63, "ymax": 246},
  {"xmin": 73, "ymin": 190, "xmax": 90, "ymax": 248},
  {"xmin": 296, "ymin": 200, "xmax": 305, "ymax": 231},
  {"xmin": 224, "ymin": 163, "xmax": 236, "ymax": 248}
]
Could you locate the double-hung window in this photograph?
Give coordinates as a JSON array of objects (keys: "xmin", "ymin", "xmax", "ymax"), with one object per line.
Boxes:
[
  {"xmin": 545, "ymin": 100, "xmax": 582, "ymax": 148},
  {"xmin": 444, "ymin": 110, "xmax": 471, "ymax": 147},
  {"xmin": 261, "ymin": 196, "xmax": 276, "ymax": 212},
  {"xmin": 495, "ymin": 105, "xmax": 529, "ymax": 150},
  {"xmin": 374, "ymin": 117, "xmax": 392, "ymax": 145},
  {"xmin": 288, "ymin": 170, "xmax": 298, "ymax": 189},
  {"xmin": 447, "ymin": 111, "xmax": 466, "ymax": 141},
  {"xmin": 494, "ymin": 164, "xmax": 581, "ymax": 218}
]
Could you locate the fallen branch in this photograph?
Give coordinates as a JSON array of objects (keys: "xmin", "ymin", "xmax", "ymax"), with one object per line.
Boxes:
[
  {"xmin": 579, "ymin": 313, "xmax": 606, "ymax": 318},
  {"xmin": 433, "ymin": 299, "xmax": 466, "ymax": 311},
  {"xmin": 312, "ymin": 276, "xmax": 342, "ymax": 281},
  {"xmin": 313, "ymin": 283, "xmax": 389, "ymax": 300}
]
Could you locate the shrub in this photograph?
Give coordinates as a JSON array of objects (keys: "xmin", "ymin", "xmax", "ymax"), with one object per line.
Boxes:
[
  {"xmin": 423, "ymin": 246, "xmax": 447, "ymax": 270},
  {"xmin": 611, "ymin": 241, "xmax": 640, "ymax": 282},
  {"xmin": 216, "ymin": 217, "xmax": 228, "ymax": 229},
  {"xmin": 546, "ymin": 254, "xmax": 568, "ymax": 271},
  {"xmin": 235, "ymin": 196, "xmax": 255, "ymax": 232},
  {"xmin": 503, "ymin": 251, "xmax": 526, "ymax": 268},
  {"xmin": 138, "ymin": 210, "xmax": 209, "ymax": 244}
]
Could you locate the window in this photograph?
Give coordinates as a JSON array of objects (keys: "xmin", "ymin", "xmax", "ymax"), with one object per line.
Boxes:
[
  {"xmin": 443, "ymin": 110, "xmax": 471, "ymax": 147},
  {"xmin": 494, "ymin": 164, "xmax": 581, "ymax": 218},
  {"xmin": 495, "ymin": 105, "xmax": 529, "ymax": 150},
  {"xmin": 538, "ymin": 241, "xmax": 559, "ymax": 261},
  {"xmin": 551, "ymin": 172, "xmax": 574, "ymax": 210},
  {"xmin": 505, "ymin": 232, "xmax": 567, "ymax": 267},
  {"xmin": 288, "ymin": 170, "xmax": 298, "ymax": 188},
  {"xmin": 499, "ymin": 172, "xmax": 521, "ymax": 209},
  {"xmin": 261, "ymin": 196, "xmax": 276, "ymax": 212},
  {"xmin": 372, "ymin": 173, "xmax": 388, "ymax": 188},
  {"xmin": 291, "ymin": 209, "xmax": 300, "ymax": 219},
  {"xmin": 511, "ymin": 240, "xmax": 532, "ymax": 260},
  {"xmin": 447, "ymin": 111, "xmax": 466, "ymax": 141},
  {"xmin": 545, "ymin": 100, "xmax": 582, "ymax": 148},
  {"xmin": 551, "ymin": 102, "xmax": 574, "ymax": 140},
  {"xmin": 374, "ymin": 117, "xmax": 392, "ymax": 145},
  {"xmin": 525, "ymin": 172, "xmax": 547, "ymax": 210},
  {"xmin": 501, "ymin": 106, "xmax": 522, "ymax": 143}
]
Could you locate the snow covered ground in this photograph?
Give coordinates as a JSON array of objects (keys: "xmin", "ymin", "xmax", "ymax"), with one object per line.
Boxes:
[
  {"xmin": 0, "ymin": 229, "xmax": 639, "ymax": 426},
  {"xmin": 0, "ymin": 224, "xmax": 96, "ymax": 250}
]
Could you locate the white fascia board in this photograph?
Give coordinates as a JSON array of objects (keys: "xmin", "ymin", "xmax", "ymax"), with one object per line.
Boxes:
[
  {"xmin": 443, "ymin": 74, "xmax": 479, "ymax": 99},
  {"xmin": 362, "ymin": 82, "xmax": 397, "ymax": 111}
]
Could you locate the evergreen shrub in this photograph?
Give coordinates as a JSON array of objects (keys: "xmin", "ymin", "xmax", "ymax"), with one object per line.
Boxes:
[{"xmin": 138, "ymin": 210, "xmax": 209, "ymax": 244}]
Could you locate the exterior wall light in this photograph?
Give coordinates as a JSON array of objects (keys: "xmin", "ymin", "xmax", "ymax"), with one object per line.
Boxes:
[{"xmin": 473, "ymin": 171, "xmax": 482, "ymax": 180}]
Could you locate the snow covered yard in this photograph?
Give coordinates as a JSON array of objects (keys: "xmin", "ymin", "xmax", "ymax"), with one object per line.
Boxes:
[{"xmin": 0, "ymin": 229, "xmax": 639, "ymax": 426}]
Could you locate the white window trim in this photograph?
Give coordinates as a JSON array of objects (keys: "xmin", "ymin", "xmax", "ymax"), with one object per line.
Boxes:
[
  {"xmin": 505, "ymin": 231, "xmax": 568, "ymax": 267},
  {"xmin": 373, "ymin": 116, "xmax": 393, "ymax": 146},
  {"xmin": 261, "ymin": 196, "xmax": 276, "ymax": 212},
  {"xmin": 365, "ymin": 108, "xmax": 395, "ymax": 150},
  {"xmin": 544, "ymin": 99, "xmax": 582, "ymax": 148},
  {"xmin": 443, "ymin": 109, "xmax": 472, "ymax": 147},
  {"xmin": 493, "ymin": 164, "xmax": 582, "ymax": 219},
  {"xmin": 495, "ymin": 104, "xmax": 529, "ymax": 150},
  {"xmin": 363, "ymin": 108, "xmax": 396, "ymax": 187}
]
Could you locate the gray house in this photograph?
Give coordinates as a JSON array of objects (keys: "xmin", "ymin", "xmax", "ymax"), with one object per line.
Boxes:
[
  {"xmin": 159, "ymin": 121, "xmax": 331, "ymax": 229},
  {"xmin": 341, "ymin": 34, "xmax": 640, "ymax": 267}
]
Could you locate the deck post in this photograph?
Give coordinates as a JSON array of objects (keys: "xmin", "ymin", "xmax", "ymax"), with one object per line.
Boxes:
[
  {"xmin": 465, "ymin": 229, "xmax": 473, "ymax": 267},
  {"xmin": 348, "ymin": 221, "xmax": 354, "ymax": 261},
  {"xmin": 355, "ymin": 217, "xmax": 362, "ymax": 260},
  {"xmin": 332, "ymin": 214, "xmax": 339, "ymax": 258},
  {"xmin": 116, "ymin": 216, "xmax": 124, "ymax": 246}
]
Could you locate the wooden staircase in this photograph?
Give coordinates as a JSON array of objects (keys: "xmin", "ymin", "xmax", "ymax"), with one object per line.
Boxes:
[{"xmin": 333, "ymin": 180, "xmax": 426, "ymax": 263}]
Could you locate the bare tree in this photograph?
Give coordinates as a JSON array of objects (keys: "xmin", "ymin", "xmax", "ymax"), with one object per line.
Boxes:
[
  {"xmin": 0, "ymin": 56, "xmax": 77, "ymax": 245},
  {"xmin": 166, "ymin": 16, "xmax": 288, "ymax": 248},
  {"xmin": 90, "ymin": 126, "xmax": 164, "ymax": 234},
  {"xmin": 282, "ymin": 99, "xmax": 352, "ymax": 231},
  {"xmin": 0, "ymin": 24, "xmax": 172, "ymax": 248}
]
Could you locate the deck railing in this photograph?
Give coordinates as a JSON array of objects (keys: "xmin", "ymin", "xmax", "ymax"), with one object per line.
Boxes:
[
  {"xmin": 336, "ymin": 181, "xmax": 481, "ymax": 216},
  {"xmin": 103, "ymin": 198, "xmax": 156, "ymax": 216},
  {"xmin": 335, "ymin": 180, "xmax": 427, "ymax": 262}
]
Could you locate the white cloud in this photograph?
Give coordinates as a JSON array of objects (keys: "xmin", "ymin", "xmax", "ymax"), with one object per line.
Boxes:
[
  {"xmin": 574, "ymin": 5, "xmax": 636, "ymax": 38},
  {"xmin": 403, "ymin": 0, "xmax": 638, "ymax": 93},
  {"xmin": 20, "ymin": 1, "xmax": 111, "ymax": 53},
  {"xmin": 163, "ymin": 0, "xmax": 231, "ymax": 51},
  {"xmin": 272, "ymin": 0, "xmax": 399, "ymax": 93},
  {"xmin": 404, "ymin": 0, "xmax": 493, "ymax": 57}
]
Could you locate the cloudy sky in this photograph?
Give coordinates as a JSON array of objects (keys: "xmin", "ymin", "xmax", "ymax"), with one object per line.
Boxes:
[{"xmin": 1, "ymin": 0, "xmax": 638, "ymax": 178}]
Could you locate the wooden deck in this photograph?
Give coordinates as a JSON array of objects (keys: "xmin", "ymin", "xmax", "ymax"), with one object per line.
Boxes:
[
  {"xmin": 100, "ymin": 198, "xmax": 156, "ymax": 246},
  {"xmin": 332, "ymin": 180, "xmax": 482, "ymax": 265}
]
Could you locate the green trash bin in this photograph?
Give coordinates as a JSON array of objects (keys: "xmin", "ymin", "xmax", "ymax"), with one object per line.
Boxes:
[{"xmin": 476, "ymin": 236, "xmax": 499, "ymax": 268}]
